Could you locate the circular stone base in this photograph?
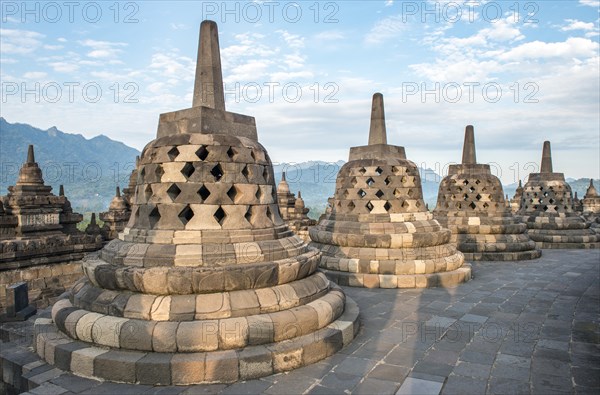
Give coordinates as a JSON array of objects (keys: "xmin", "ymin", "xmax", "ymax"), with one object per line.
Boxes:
[
  {"xmin": 33, "ymin": 297, "xmax": 359, "ymax": 385},
  {"xmin": 462, "ymin": 249, "xmax": 542, "ymax": 261},
  {"xmin": 321, "ymin": 265, "xmax": 472, "ymax": 288},
  {"xmin": 534, "ymin": 242, "xmax": 599, "ymax": 249}
]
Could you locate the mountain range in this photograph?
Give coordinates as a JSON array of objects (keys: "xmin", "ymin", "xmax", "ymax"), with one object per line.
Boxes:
[{"xmin": 1, "ymin": 118, "xmax": 597, "ymax": 219}]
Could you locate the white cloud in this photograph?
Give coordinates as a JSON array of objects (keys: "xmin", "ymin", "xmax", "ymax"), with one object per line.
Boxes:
[
  {"xmin": 49, "ymin": 62, "xmax": 79, "ymax": 73},
  {"xmin": 561, "ymin": 19, "xmax": 596, "ymax": 31},
  {"xmin": 22, "ymin": 72, "xmax": 47, "ymax": 79},
  {"xmin": 170, "ymin": 23, "xmax": 189, "ymax": 30},
  {"xmin": 43, "ymin": 44, "xmax": 64, "ymax": 50},
  {"xmin": 385, "ymin": 1, "xmax": 394, "ymax": 6},
  {"xmin": 579, "ymin": 0, "xmax": 600, "ymax": 6},
  {"xmin": 58, "ymin": 38, "xmax": 67, "ymax": 42},
  {"xmin": 277, "ymin": 30, "xmax": 305, "ymax": 49},
  {"xmin": 313, "ymin": 30, "xmax": 346, "ymax": 41},
  {"xmin": 497, "ymin": 37, "xmax": 598, "ymax": 61},
  {"xmin": 364, "ymin": 15, "xmax": 406, "ymax": 44},
  {"xmin": 148, "ymin": 52, "xmax": 195, "ymax": 78},
  {"xmin": 78, "ymin": 39, "xmax": 127, "ymax": 59},
  {"xmin": 0, "ymin": 29, "xmax": 45, "ymax": 54}
]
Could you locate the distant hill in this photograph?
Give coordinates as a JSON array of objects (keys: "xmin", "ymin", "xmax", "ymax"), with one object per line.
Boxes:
[{"xmin": 0, "ymin": 117, "xmax": 139, "ymax": 212}]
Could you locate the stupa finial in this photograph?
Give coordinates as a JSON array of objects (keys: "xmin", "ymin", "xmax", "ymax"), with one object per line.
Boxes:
[
  {"xmin": 462, "ymin": 125, "xmax": 476, "ymax": 165},
  {"xmin": 192, "ymin": 20, "xmax": 225, "ymax": 110},
  {"xmin": 282, "ymin": 171, "xmax": 286, "ymax": 181},
  {"xmin": 368, "ymin": 93, "xmax": 387, "ymax": 145},
  {"xmin": 116, "ymin": 186, "xmax": 121, "ymax": 197},
  {"xmin": 27, "ymin": 144, "xmax": 35, "ymax": 163},
  {"xmin": 541, "ymin": 141, "xmax": 553, "ymax": 173},
  {"xmin": 59, "ymin": 185, "xmax": 65, "ymax": 196}
]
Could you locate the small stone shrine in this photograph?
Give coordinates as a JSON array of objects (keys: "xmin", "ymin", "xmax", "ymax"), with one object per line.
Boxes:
[
  {"xmin": 573, "ymin": 192, "xmax": 583, "ymax": 213},
  {"xmin": 277, "ymin": 172, "xmax": 317, "ymax": 241},
  {"xmin": 99, "ymin": 186, "xmax": 131, "ymax": 240},
  {"xmin": 582, "ymin": 179, "xmax": 600, "ymax": 231},
  {"xmin": 510, "ymin": 180, "xmax": 523, "ymax": 213},
  {"xmin": 35, "ymin": 20, "xmax": 358, "ymax": 385},
  {"xmin": 518, "ymin": 141, "xmax": 600, "ymax": 248},
  {"xmin": 0, "ymin": 145, "xmax": 102, "ymax": 270},
  {"xmin": 309, "ymin": 93, "xmax": 471, "ymax": 288},
  {"xmin": 433, "ymin": 126, "xmax": 541, "ymax": 261}
]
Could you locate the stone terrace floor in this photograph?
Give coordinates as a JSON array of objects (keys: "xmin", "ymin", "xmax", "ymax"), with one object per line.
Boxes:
[{"xmin": 2, "ymin": 249, "xmax": 599, "ymax": 395}]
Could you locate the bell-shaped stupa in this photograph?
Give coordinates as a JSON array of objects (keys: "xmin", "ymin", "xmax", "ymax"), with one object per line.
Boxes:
[
  {"xmin": 582, "ymin": 179, "xmax": 600, "ymax": 232},
  {"xmin": 36, "ymin": 20, "xmax": 358, "ymax": 385},
  {"xmin": 518, "ymin": 141, "xmax": 599, "ymax": 248},
  {"xmin": 99, "ymin": 186, "xmax": 131, "ymax": 240},
  {"xmin": 433, "ymin": 126, "xmax": 541, "ymax": 261},
  {"xmin": 277, "ymin": 172, "xmax": 317, "ymax": 241},
  {"xmin": 309, "ymin": 93, "xmax": 471, "ymax": 288}
]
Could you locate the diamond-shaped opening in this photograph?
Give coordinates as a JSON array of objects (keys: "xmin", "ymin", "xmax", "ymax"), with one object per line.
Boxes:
[
  {"xmin": 140, "ymin": 167, "xmax": 146, "ymax": 178},
  {"xmin": 343, "ymin": 190, "xmax": 350, "ymax": 198},
  {"xmin": 196, "ymin": 145, "xmax": 209, "ymax": 161},
  {"xmin": 358, "ymin": 189, "xmax": 367, "ymax": 198},
  {"xmin": 401, "ymin": 176, "xmax": 407, "ymax": 183},
  {"xmin": 255, "ymin": 187, "xmax": 263, "ymax": 202},
  {"xmin": 250, "ymin": 150, "xmax": 256, "ymax": 161},
  {"xmin": 475, "ymin": 179, "xmax": 480, "ymax": 184},
  {"xmin": 149, "ymin": 206, "xmax": 160, "ymax": 229},
  {"xmin": 167, "ymin": 184, "xmax": 181, "ymax": 201},
  {"xmin": 227, "ymin": 147, "xmax": 236, "ymax": 159},
  {"xmin": 384, "ymin": 201, "xmax": 392, "ymax": 212},
  {"xmin": 416, "ymin": 201, "xmax": 421, "ymax": 208},
  {"xmin": 351, "ymin": 177, "xmax": 358, "ymax": 187},
  {"xmin": 359, "ymin": 167, "xmax": 366, "ymax": 175},
  {"xmin": 167, "ymin": 147, "xmax": 180, "ymax": 161},
  {"xmin": 469, "ymin": 202, "xmax": 477, "ymax": 209},
  {"xmin": 375, "ymin": 190, "xmax": 384, "ymax": 199},
  {"xmin": 392, "ymin": 166, "xmax": 399, "ymax": 174},
  {"xmin": 456, "ymin": 202, "xmax": 462, "ymax": 209},
  {"xmin": 463, "ymin": 180, "xmax": 469, "ymax": 185},
  {"xmin": 543, "ymin": 205, "xmax": 549, "ymax": 211},
  {"xmin": 384, "ymin": 176, "xmax": 392, "ymax": 186},
  {"xmin": 227, "ymin": 185, "xmax": 238, "ymax": 202},
  {"xmin": 348, "ymin": 201, "xmax": 355, "ymax": 210},
  {"xmin": 155, "ymin": 165, "xmax": 164, "ymax": 180},
  {"xmin": 245, "ymin": 207, "xmax": 252, "ymax": 223},
  {"xmin": 481, "ymin": 187, "xmax": 487, "ymax": 192},
  {"xmin": 469, "ymin": 186, "xmax": 476, "ymax": 193},
  {"xmin": 178, "ymin": 205, "xmax": 194, "ymax": 225},
  {"xmin": 214, "ymin": 206, "xmax": 226, "ymax": 225},
  {"xmin": 543, "ymin": 191, "xmax": 549, "ymax": 197},
  {"xmin": 242, "ymin": 165, "xmax": 250, "ymax": 180},
  {"xmin": 483, "ymin": 202, "xmax": 489, "ymax": 208},
  {"xmin": 402, "ymin": 200, "xmax": 409, "ymax": 208},
  {"xmin": 476, "ymin": 194, "xmax": 482, "ymax": 201},
  {"xmin": 265, "ymin": 206, "xmax": 273, "ymax": 221},
  {"xmin": 366, "ymin": 202, "xmax": 374, "ymax": 212},
  {"xmin": 181, "ymin": 162, "xmax": 195, "ymax": 179},
  {"xmin": 211, "ymin": 164, "xmax": 224, "ymax": 181},
  {"xmin": 548, "ymin": 198, "xmax": 555, "ymax": 204},
  {"xmin": 198, "ymin": 185, "xmax": 211, "ymax": 201},
  {"xmin": 263, "ymin": 167, "xmax": 270, "ymax": 183},
  {"xmin": 394, "ymin": 188, "xmax": 402, "ymax": 198},
  {"xmin": 366, "ymin": 177, "xmax": 375, "ymax": 187},
  {"xmin": 407, "ymin": 189, "xmax": 413, "ymax": 197},
  {"xmin": 144, "ymin": 184, "xmax": 153, "ymax": 201},
  {"xmin": 375, "ymin": 167, "xmax": 383, "ymax": 175}
]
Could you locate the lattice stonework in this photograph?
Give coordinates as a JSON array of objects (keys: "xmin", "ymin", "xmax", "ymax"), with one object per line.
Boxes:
[
  {"xmin": 309, "ymin": 93, "xmax": 472, "ymax": 289},
  {"xmin": 433, "ymin": 127, "xmax": 541, "ymax": 261},
  {"xmin": 517, "ymin": 141, "xmax": 599, "ymax": 249}
]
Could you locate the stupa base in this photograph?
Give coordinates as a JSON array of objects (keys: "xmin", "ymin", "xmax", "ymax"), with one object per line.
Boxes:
[
  {"xmin": 534, "ymin": 241, "xmax": 600, "ymax": 249},
  {"xmin": 461, "ymin": 249, "xmax": 542, "ymax": 261},
  {"xmin": 321, "ymin": 265, "xmax": 472, "ymax": 289},
  {"xmin": 33, "ymin": 296, "xmax": 359, "ymax": 385}
]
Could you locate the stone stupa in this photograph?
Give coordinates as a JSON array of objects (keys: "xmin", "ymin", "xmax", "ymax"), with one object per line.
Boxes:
[
  {"xmin": 518, "ymin": 141, "xmax": 600, "ymax": 248},
  {"xmin": 309, "ymin": 93, "xmax": 471, "ymax": 288},
  {"xmin": 35, "ymin": 20, "xmax": 358, "ymax": 385},
  {"xmin": 0, "ymin": 146, "xmax": 102, "ymax": 269},
  {"xmin": 433, "ymin": 126, "xmax": 541, "ymax": 261},
  {"xmin": 582, "ymin": 179, "xmax": 600, "ymax": 232},
  {"xmin": 277, "ymin": 172, "xmax": 317, "ymax": 241},
  {"xmin": 510, "ymin": 181, "xmax": 523, "ymax": 213},
  {"xmin": 99, "ymin": 186, "xmax": 131, "ymax": 240}
]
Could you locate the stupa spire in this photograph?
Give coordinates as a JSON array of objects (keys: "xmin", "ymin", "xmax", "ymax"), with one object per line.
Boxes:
[
  {"xmin": 27, "ymin": 144, "xmax": 35, "ymax": 163},
  {"xmin": 192, "ymin": 20, "xmax": 225, "ymax": 110},
  {"xmin": 59, "ymin": 185, "xmax": 65, "ymax": 196},
  {"xmin": 541, "ymin": 141, "xmax": 553, "ymax": 173},
  {"xmin": 116, "ymin": 186, "xmax": 121, "ymax": 197},
  {"xmin": 368, "ymin": 93, "xmax": 387, "ymax": 145},
  {"xmin": 462, "ymin": 125, "xmax": 477, "ymax": 164}
]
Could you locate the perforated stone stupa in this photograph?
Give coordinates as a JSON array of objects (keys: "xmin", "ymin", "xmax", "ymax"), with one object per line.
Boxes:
[
  {"xmin": 35, "ymin": 20, "xmax": 358, "ymax": 385},
  {"xmin": 277, "ymin": 172, "xmax": 317, "ymax": 241},
  {"xmin": 518, "ymin": 141, "xmax": 600, "ymax": 248},
  {"xmin": 0, "ymin": 146, "xmax": 102, "ymax": 269},
  {"xmin": 433, "ymin": 126, "xmax": 541, "ymax": 261},
  {"xmin": 510, "ymin": 180, "xmax": 523, "ymax": 213},
  {"xmin": 309, "ymin": 93, "xmax": 471, "ymax": 288}
]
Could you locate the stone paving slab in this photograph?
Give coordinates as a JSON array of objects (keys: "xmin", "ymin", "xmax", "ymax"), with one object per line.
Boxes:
[{"xmin": 2, "ymin": 249, "xmax": 599, "ymax": 394}]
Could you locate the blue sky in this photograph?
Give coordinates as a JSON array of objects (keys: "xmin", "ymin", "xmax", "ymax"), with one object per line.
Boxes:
[{"xmin": 1, "ymin": 0, "xmax": 599, "ymax": 184}]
